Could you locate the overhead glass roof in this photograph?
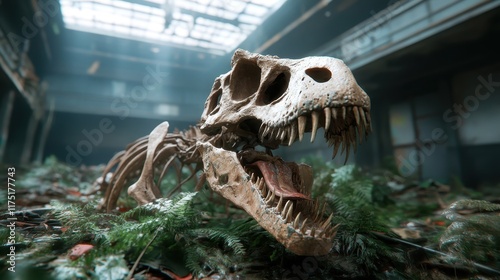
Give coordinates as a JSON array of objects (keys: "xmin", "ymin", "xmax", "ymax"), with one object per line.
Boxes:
[{"xmin": 59, "ymin": 0, "xmax": 287, "ymax": 55}]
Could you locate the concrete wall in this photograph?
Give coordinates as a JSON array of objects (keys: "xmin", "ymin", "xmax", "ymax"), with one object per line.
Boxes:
[
  {"xmin": 378, "ymin": 62, "xmax": 500, "ymax": 187},
  {"xmin": 450, "ymin": 63, "xmax": 500, "ymax": 187}
]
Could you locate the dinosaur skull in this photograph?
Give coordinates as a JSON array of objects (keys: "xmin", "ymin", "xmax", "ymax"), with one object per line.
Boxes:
[
  {"xmin": 200, "ymin": 49, "xmax": 370, "ymax": 150},
  {"xmin": 197, "ymin": 49, "xmax": 371, "ymax": 256}
]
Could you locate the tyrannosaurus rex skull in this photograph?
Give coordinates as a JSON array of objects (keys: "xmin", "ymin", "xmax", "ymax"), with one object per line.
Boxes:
[
  {"xmin": 200, "ymin": 49, "xmax": 370, "ymax": 150},
  {"xmin": 196, "ymin": 49, "xmax": 371, "ymax": 255}
]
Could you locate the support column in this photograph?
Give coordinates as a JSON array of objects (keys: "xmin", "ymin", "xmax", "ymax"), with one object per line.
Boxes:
[
  {"xmin": 20, "ymin": 113, "xmax": 39, "ymax": 164},
  {"xmin": 34, "ymin": 100, "xmax": 54, "ymax": 164},
  {"xmin": 0, "ymin": 90, "xmax": 15, "ymax": 162}
]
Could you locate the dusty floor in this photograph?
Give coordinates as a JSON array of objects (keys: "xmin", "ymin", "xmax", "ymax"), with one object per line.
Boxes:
[{"xmin": 1, "ymin": 156, "xmax": 500, "ymax": 279}]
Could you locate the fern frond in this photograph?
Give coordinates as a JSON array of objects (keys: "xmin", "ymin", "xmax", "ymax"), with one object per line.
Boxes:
[{"xmin": 186, "ymin": 228, "xmax": 246, "ymax": 255}]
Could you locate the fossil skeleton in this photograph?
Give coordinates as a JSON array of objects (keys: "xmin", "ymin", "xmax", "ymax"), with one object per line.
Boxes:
[{"xmin": 99, "ymin": 49, "xmax": 371, "ymax": 256}]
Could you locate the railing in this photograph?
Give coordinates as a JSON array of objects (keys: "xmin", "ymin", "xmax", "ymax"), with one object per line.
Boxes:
[
  {"xmin": 312, "ymin": 0, "xmax": 500, "ymax": 69},
  {"xmin": 0, "ymin": 26, "xmax": 41, "ymax": 109}
]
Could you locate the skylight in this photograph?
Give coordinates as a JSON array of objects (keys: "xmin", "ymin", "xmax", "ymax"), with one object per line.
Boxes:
[{"xmin": 59, "ymin": 0, "xmax": 287, "ymax": 55}]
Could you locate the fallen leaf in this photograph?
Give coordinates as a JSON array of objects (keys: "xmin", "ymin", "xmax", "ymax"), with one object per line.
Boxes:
[
  {"xmin": 391, "ymin": 228, "xmax": 421, "ymax": 239},
  {"xmin": 68, "ymin": 244, "xmax": 94, "ymax": 260},
  {"xmin": 163, "ymin": 269, "xmax": 193, "ymax": 280}
]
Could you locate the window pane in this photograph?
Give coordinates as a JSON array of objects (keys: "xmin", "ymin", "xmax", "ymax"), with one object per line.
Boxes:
[{"xmin": 389, "ymin": 102, "xmax": 415, "ymax": 145}]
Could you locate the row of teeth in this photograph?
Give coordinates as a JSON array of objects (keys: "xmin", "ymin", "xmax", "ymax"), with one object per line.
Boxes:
[
  {"xmin": 258, "ymin": 106, "xmax": 371, "ymax": 163},
  {"xmin": 249, "ymin": 172, "xmax": 338, "ymax": 239},
  {"xmin": 326, "ymin": 125, "xmax": 358, "ymax": 164}
]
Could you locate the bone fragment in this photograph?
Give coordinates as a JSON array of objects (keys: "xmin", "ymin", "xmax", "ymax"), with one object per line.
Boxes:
[{"xmin": 127, "ymin": 122, "xmax": 169, "ymax": 205}]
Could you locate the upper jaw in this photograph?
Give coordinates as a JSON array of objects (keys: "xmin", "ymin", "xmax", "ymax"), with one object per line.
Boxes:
[{"xmin": 254, "ymin": 103, "xmax": 371, "ymax": 162}]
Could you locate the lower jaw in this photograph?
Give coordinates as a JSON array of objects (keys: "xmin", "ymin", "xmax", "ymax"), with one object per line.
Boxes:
[{"xmin": 198, "ymin": 142, "xmax": 336, "ymax": 256}]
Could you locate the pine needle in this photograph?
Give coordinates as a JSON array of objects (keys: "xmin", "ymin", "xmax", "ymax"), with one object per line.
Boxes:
[
  {"xmin": 126, "ymin": 227, "xmax": 161, "ymax": 280},
  {"xmin": 372, "ymin": 232, "xmax": 500, "ymax": 276}
]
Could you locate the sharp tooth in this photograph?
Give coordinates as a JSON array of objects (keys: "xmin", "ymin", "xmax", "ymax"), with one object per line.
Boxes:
[
  {"xmin": 250, "ymin": 172, "xmax": 255, "ymax": 182},
  {"xmin": 285, "ymin": 204, "xmax": 294, "ymax": 223},
  {"xmin": 265, "ymin": 190, "xmax": 272, "ymax": 200},
  {"xmin": 315, "ymin": 201, "xmax": 326, "ymax": 222},
  {"xmin": 277, "ymin": 196, "xmax": 284, "ymax": 212},
  {"xmin": 341, "ymin": 131, "xmax": 347, "ymax": 155},
  {"xmin": 363, "ymin": 109, "xmax": 372, "ymax": 134},
  {"xmin": 288, "ymin": 122, "xmax": 297, "ymax": 146},
  {"xmin": 268, "ymin": 127, "xmax": 275, "ymax": 140},
  {"xmin": 260, "ymin": 178, "xmax": 266, "ymax": 190},
  {"xmin": 261, "ymin": 183, "xmax": 267, "ymax": 197},
  {"xmin": 330, "ymin": 223, "xmax": 341, "ymax": 237},
  {"xmin": 310, "ymin": 111, "xmax": 319, "ymax": 142},
  {"xmin": 358, "ymin": 108, "xmax": 366, "ymax": 124},
  {"xmin": 279, "ymin": 128, "xmax": 287, "ymax": 141},
  {"xmin": 350, "ymin": 126, "xmax": 357, "ymax": 154},
  {"xmin": 267, "ymin": 127, "xmax": 275, "ymax": 140},
  {"xmin": 310, "ymin": 227, "xmax": 316, "ymax": 237},
  {"xmin": 261, "ymin": 126, "xmax": 270, "ymax": 141},
  {"xmin": 283, "ymin": 200, "xmax": 292, "ymax": 217},
  {"xmin": 325, "ymin": 225, "xmax": 333, "ymax": 237},
  {"xmin": 353, "ymin": 106, "xmax": 360, "ymax": 126},
  {"xmin": 271, "ymin": 127, "xmax": 279, "ymax": 141},
  {"xmin": 266, "ymin": 191, "xmax": 275, "ymax": 204},
  {"xmin": 300, "ymin": 218, "xmax": 308, "ymax": 234},
  {"xmin": 324, "ymin": 108, "xmax": 331, "ymax": 130},
  {"xmin": 293, "ymin": 212, "xmax": 301, "ymax": 228},
  {"xmin": 284, "ymin": 127, "xmax": 290, "ymax": 141},
  {"xmin": 312, "ymin": 197, "xmax": 319, "ymax": 213},
  {"xmin": 258, "ymin": 123, "xmax": 266, "ymax": 138},
  {"xmin": 298, "ymin": 116, "xmax": 306, "ymax": 142},
  {"xmin": 321, "ymin": 213, "xmax": 333, "ymax": 231},
  {"xmin": 332, "ymin": 137, "xmax": 341, "ymax": 159},
  {"xmin": 341, "ymin": 106, "xmax": 346, "ymax": 120},
  {"xmin": 344, "ymin": 140, "xmax": 350, "ymax": 165},
  {"xmin": 331, "ymin": 107, "xmax": 337, "ymax": 120},
  {"xmin": 359, "ymin": 108, "xmax": 368, "ymax": 129}
]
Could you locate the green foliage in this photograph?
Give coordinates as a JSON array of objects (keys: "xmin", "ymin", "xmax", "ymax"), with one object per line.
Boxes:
[
  {"xmin": 12, "ymin": 155, "xmax": 500, "ymax": 278},
  {"xmin": 93, "ymin": 254, "xmax": 130, "ymax": 280},
  {"xmin": 323, "ymin": 165, "xmax": 407, "ymax": 273},
  {"xmin": 182, "ymin": 218, "xmax": 270, "ymax": 277},
  {"xmin": 301, "ymin": 155, "xmax": 335, "ymax": 197},
  {"xmin": 380, "ymin": 156, "xmax": 401, "ymax": 176},
  {"xmin": 52, "ymin": 263, "xmax": 89, "ymax": 280},
  {"xmin": 109, "ymin": 193, "xmax": 199, "ymax": 257},
  {"xmin": 0, "ymin": 189, "xmax": 6, "ymax": 210},
  {"xmin": 52, "ymin": 200, "xmax": 123, "ymax": 246},
  {"xmin": 440, "ymin": 200, "xmax": 500, "ymax": 266},
  {"xmin": 49, "ymin": 193, "xmax": 200, "ymax": 278},
  {"xmin": 287, "ymin": 159, "xmax": 414, "ymax": 275},
  {"xmin": 49, "ymin": 191, "xmax": 276, "ymax": 278},
  {"xmin": 16, "ymin": 155, "xmax": 102, "ymax": 191},
  {"xmin": 51, "ymin": 254, "xmax": 129, "ymax": 280}
]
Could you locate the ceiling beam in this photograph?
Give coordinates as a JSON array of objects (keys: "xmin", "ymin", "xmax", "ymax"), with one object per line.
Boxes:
[
  {"xmin": 64, "ymin": 47, "xmax": 204, "ymax": 71},
  {"xmin": 255, "ymin": 0, "xmax": 332, "ymax": 53}
]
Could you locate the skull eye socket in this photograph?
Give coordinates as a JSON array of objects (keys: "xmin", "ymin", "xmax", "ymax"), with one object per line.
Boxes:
[
  {"xmin": 259, "ymin": 72, "xmax": 290, "ymax": 105},
  {"xmin": 206, "ymin": 78, "xmax": 222, "ymax": 116},
  {"xmin": 230, "ymin": 59, "xmax": 261, "ymax": 101},
  {"xmin": 305, "ymin": 67, "xmax": 331, "ymax": 83}
]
